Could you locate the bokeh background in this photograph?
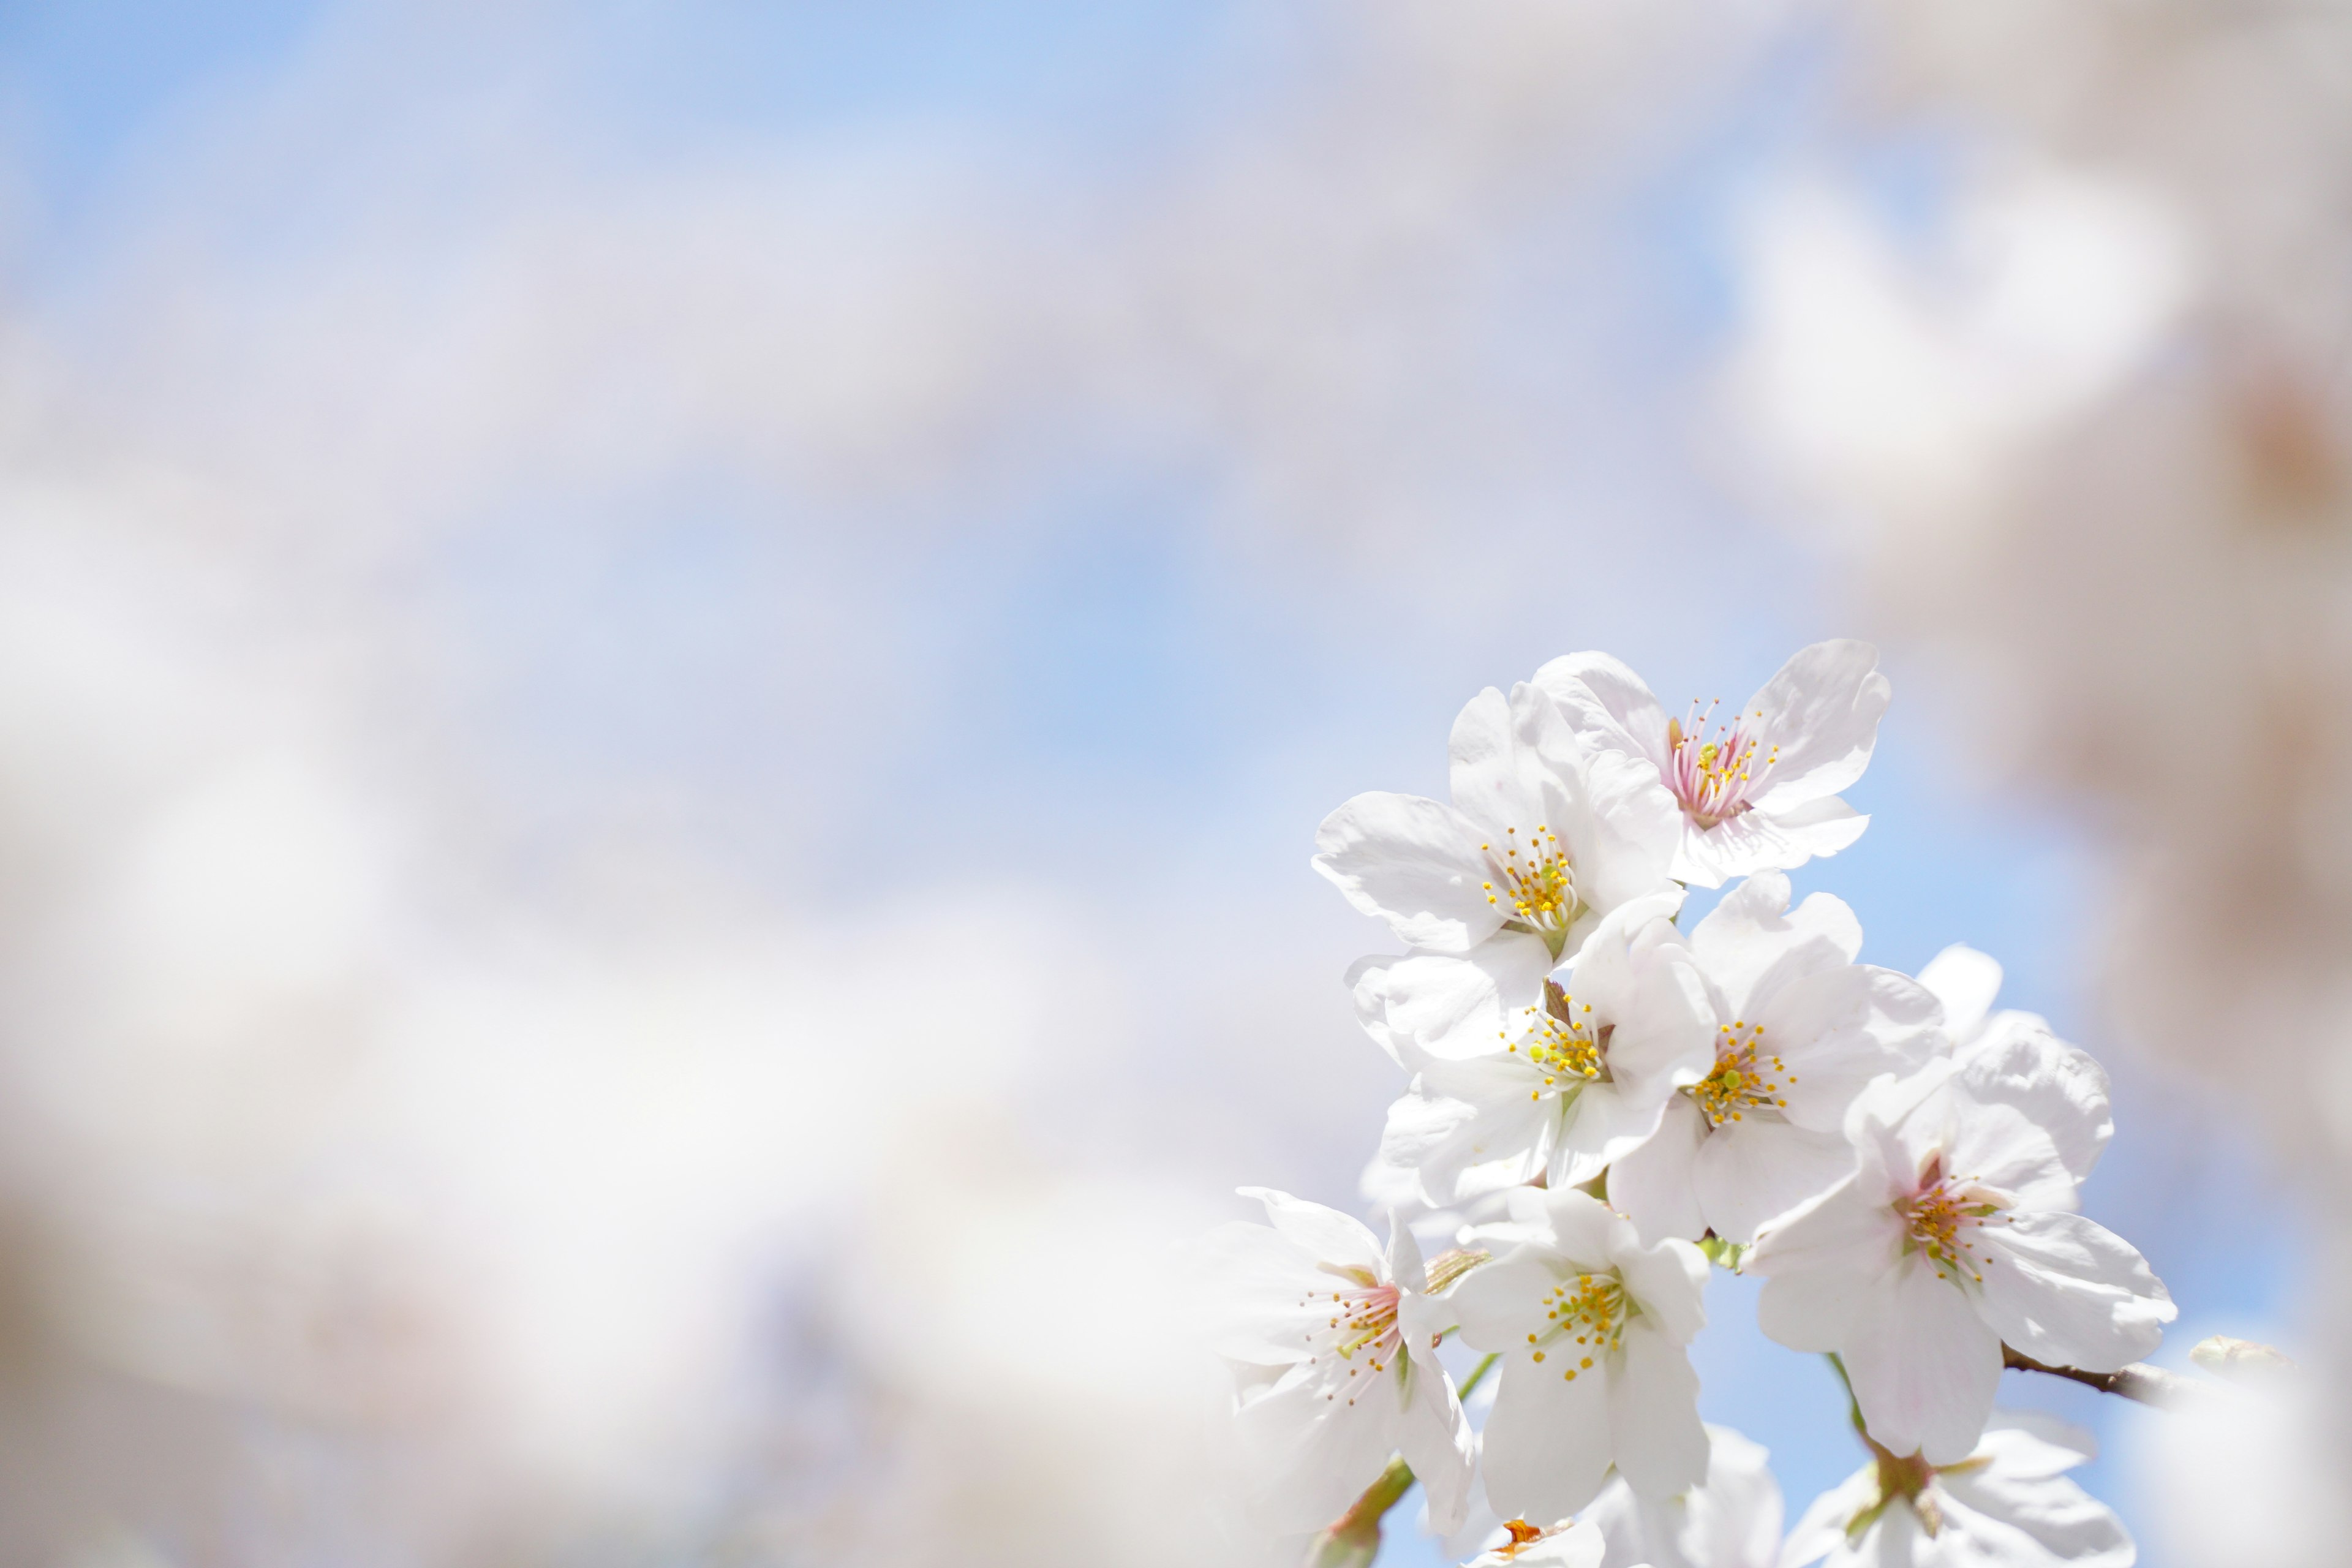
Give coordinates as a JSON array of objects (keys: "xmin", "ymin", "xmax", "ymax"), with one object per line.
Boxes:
[{"xmin": 0, "ymin": 2, "xmax": 2340, "ymax": 1564}]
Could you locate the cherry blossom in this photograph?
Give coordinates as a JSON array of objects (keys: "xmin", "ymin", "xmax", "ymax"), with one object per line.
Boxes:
[
  {"xmin": 1921, "ymin": 943, "xmax": 2113, "ymax": 1180},
  {"xmin": 1196, "ymin": 1188, "xmax": 1480, "ymax": 1532},
  {"xmin": 1316, "ymin": 682, "xmax": 1680, "ymax": 973},
  {"xmin": 1584, "ymin": 1423, "xmax": 1783, "ymax": 1568},
  {"xmin": 1748, "ymin": 1067, "xmax": 2174, "ymax": 1464},
  {"xmin": 1376, "ymin": 892, "xmax": 1713, "ymax": 1204},
  {"xmin": 1451, "ymin": 1187, "xmax": 1709, "ymax": 1521},
  {"xmin": 1781, "ymin": 1410, "xmax": 2133, "ymax": 1567},
  {"xmin": 1610, "ymin": 872, "xmax": 1942, "ymax": 1245},
  {"xmin": 1534, "ymin": 641, "xmax": 1890, "ymax": 887},
  {"xmin": 1463, "ymin": 1517, "xmax": 1608, "ymax": 1568}
]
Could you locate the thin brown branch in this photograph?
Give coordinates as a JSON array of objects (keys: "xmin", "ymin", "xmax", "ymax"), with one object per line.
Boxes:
[{"xmin": 2001, "ymin": 1345, "xmax": 2210, "ymax": 1409}]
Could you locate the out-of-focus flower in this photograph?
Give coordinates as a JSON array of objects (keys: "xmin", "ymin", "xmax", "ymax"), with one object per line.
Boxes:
[
  {"xmin": 1750, "ymin": 1068, "xmax": 2172, "ymax": 1463},
  {"xmin": 1464, "ymin": 1517, "xmax": 1608, "ymax": 1568},
  {"xmin": 1536, "ymin": 641, "xmax": 1890, "ymax": 887},
  {"xmin": 1584, "ymin": 1423, "xmax": 1782, "ymax": 1568},
  {"xmin": 1195, "ymin": 1188, "xmax": 1476, "ymax": 1533},
  {"xmin": 1452, "ymin": 1187, "xmax": 1708, "ymax": 1520},
  {"xmin": 1377, "ymin": 892, "xmax": 1713, "ymax": 1203},
  {"xmin": 1316, "ymin": 684, "xmax": 1680, "ymax": 970},
  {"xmin": 1780, "ymin": 1409, "xmax": 2132, "ymax": 1568},
  {"xmin": 1611, "ymin": 873, "xmax": 1942, "ymax": 1245}
]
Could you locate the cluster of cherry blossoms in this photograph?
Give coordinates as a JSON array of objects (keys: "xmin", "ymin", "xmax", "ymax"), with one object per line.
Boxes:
[{"xmin": 1199, "ymin": 642, "xmax": 2178, "ymax": 1567}]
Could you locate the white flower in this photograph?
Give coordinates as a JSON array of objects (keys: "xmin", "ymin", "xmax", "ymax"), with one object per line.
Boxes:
[
  {"xmin": 1610, "ymin": 873, "xmax": 1942, "ymax": 1245},
  {"xmin": 1781, "ymin": 1410, "xmax": 2133, "ymax": 1567},
  {"xmin": 1316, "ymin": 682, "xmax": 1681, "ymax": 973},
  {"xmin": 1534, "ymin": 641, "xmax": 1890, "ymax": 887},
  {"xmin": 1464, "ymin": 1517, "xmax": 1608, "ymax": 1567},
  {"xmin": 1196, "ymin": 1188, "xmax": 1479, "ymax": 1533},
  {"xmin": 1749, "ymin": 1068, "xmax": 2174, "ymax": 1464},
  {"xmin": 1585, "ymin": 1423, "xmax": 1782, "ymax": 1568},
  {"xmin": 1919, "ymin": 943, "xmax": 2113, "ymax": 1175},
  {"xmin": 1452, "ymin": 1187, "xmax": 1709, "ymax": 1521},
  {"xmin": 1377, "ymin": 893, "xmax": 1714, "ymax": 1204}
]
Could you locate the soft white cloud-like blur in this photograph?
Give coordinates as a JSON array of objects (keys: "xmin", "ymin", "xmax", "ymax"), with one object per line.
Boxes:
[{"xmin": 1730, "ymin": 2, "xmax": 2352, "ymax": 1559}]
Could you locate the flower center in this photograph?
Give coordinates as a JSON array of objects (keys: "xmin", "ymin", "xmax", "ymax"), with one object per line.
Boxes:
[
  {"xmin": 1689, "ymin": 1020, "xmax": 1793, "ymax": 1126},
  {"xmin": 1523, "ymin": 1269, "xmax": 1626, "ymax": 1381},
  {"xmin": 1479, "ymin": 824, "xmax": 1585, "ymax": 956},
  {"xmin": 1300, "ymin": 1272, "xmax": 1404, "ymax": 1404},
  {"xmin": 1664, "ymin": 701, "xmax": 1778, "ymax": 830},
  {"xmin": 1502, "ymin": 983, "xmax": 1610, "ymax": 1100},
  {"xmin": 1893, "ymin": 1156, "xmax": 2008, "ymax": 1286}
]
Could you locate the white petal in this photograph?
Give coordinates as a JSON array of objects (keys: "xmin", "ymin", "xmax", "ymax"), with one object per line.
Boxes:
[
  {"xmin": 1532, "ymin": 651, "xmax": 1670, "ymax": 771},
  {"xmin": 1755, "ymin": 966, "xmax": 1943, "ymax": 1134},
  {"xmin": 1610, "ymin": 1318, "xmax": 1708, "ymax": 1499},
  {"xmin": 1671, "ymin": 808, "xmax": 1813, "ymax": 887},
  {"xmin": 1941, "ymin": 1091, "xmax": 2076, "ymax": 1213},
  {"xmin": 1841, "ymin": 1257, "xmax": 2003, "ymax": 1464},
  {"xmin": 1587, "ymin": 937, "xmax": 1716, "ymax": 1090},
  {"xmin": 1480, "ymin": 1351, "xmax": 1615, "ymax": 1522},
  {"xmin": 1550, "ymin": 1077, "xmax": 1672, "ymax": 1189},
  {"xmin": 1237, "ymin": 1188, "xmax": 1389, "ymax": 1278},
  {"xmin": 1751, "ymin": 1181, "xmax": 1900, "ymax": 1352},
  {"xmin": 1191, "ymin": 1221, "xmax": 1329, "ymax": 1363},
  {"xmin": 1350, "ymin": 941, "xmax": 1555, "ymax": 1067},
  {"xmin": 1385, "ymin": 1068, "xmax": 1552, "ymax": 1205},
  {"xmin": 1694, "ymin": 1118, "xmax": 1859, "ymax": 1245},
  {"xmin": 1682, "ymin": 1424, "xmax": 1785, "ymax": 1568},
  {"xmin": 1936, "ymin": 1470, "xmax": 2135, "ymax": 1568},
  {"xmin": 1614, "ymin": 1235, "xmax": 1710, "ymax": 1346},
  {"xmin": 1691, "ymin": 873, "xmax": 1863, "ymax": 1019},
  {"xmin": 1611, "ymin": 1093, "xmax": 1709, "ymax": 1243},
  {"xmin": 1955, "ymin": 1013, "xmax": 2113, "ymax": 1186},
  {"xmin": 1529, "ymin": 1185, "xmax": 1633, "ymax": 1268},
  {"xmin": 1451, "ymin": 685, "xmax": 1568, "ymax": 847},
  {"xmin": 1779, "ymin": 1463, "xmax": 1880, "ymax": 1568},
  {"xmin": 1743, "ymin": 640, "xmax": 1891, "ymax": 810},
  {"xmin": 1577, "ymin": 1474, "xmax": 1646, "ymax": 1568},
  {"xmin": 1398, "ymin": 1346, "xmax": 1477, "ymax": 1534},
  {"xmin": 1755, "ymin": 794, "xmax": 1869, "ymax": 860},
  {"xmin": 1976, "ymin": 1210, "xmax": 2174, "ymax": 1373},
  {"xmin": 1386, "ymin": 1210, "xmax": 1428, "ymax": 1290},
  {"xmin": 1314, "ymin": 791, "xmax": 1501, "ymax": 952},
  {"xmin": 1476, "ymin": 1518, "xmax": 1607, "ymax": 1568},
  {"xmin": 1975, "ymin": 1408, "xmax": 2098, "ymax": 1477},
  {"xmin": 1234, "ymin": 1359, "xmax": 1403, "ymax": 1532},
  {"xmin": 1917, "ymin": 943, "xmax": 2003, "ymax": 1043},
  {"xmin": 1449, "ymin": 1254, "xmax": 1559, "ymax": 1350}
]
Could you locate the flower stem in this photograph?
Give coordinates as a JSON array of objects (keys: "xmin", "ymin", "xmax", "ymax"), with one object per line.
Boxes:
[
  {"xmin": 1824, "ymin": 1352, "xmax": 1866, "ymax": 1438},
  {"xmin": 1458, "ymin": 1351, "xmax": 1501, "ymax": 1401},
  {"xmin": 1306, "ymin": 1457, "xmax": 1415, "ymax": 1568}
]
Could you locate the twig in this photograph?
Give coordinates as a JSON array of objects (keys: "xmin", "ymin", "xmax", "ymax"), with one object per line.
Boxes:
[{"xmin": 2000, "ymin": 1346, "xmax": 2209, "ymax": 1408}]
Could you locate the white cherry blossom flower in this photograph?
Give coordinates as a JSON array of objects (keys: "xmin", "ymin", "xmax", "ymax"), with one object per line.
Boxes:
[
  {"xmin": 1585, "ymin": 1423, "xmax": 1782, "ymax": 1568},
  {"xmin": 1920, "ymin": 943, "xmax": 2113, "ymax": 1179},
  {"xmin": 1748, "ymin": 1068, "xmax": 2174, "ymax": 1464},
  {"xmin": 1316, "ymin": 682, "xmax": 1681, "ymax": 973},
  {"xmin": 1196, "ymin": 1188, "xmax": 1481, "ymax": 1533},
  {"xmin": 1377, "ymin": 893, "xmax": 1714, "ymax": 1204},
  {"xmin": 1465, "ymin": 1517, "xmax": 1608, "ymax": 1568},
  {"xmin": 1610, "ymin": 873, "xmax": 1942, "ymax": 1246},
  {"xmin": 1534, "ymin": 641, "xmax": 1890, "ymax": 887},
  {"xmin": 1452, "ymin": 1187, "xmax": 1709, "ymax": 1521},
  {"xmin": 1781, "ymin": 1410, "xmax": 2133, "ymax": 1567}
]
